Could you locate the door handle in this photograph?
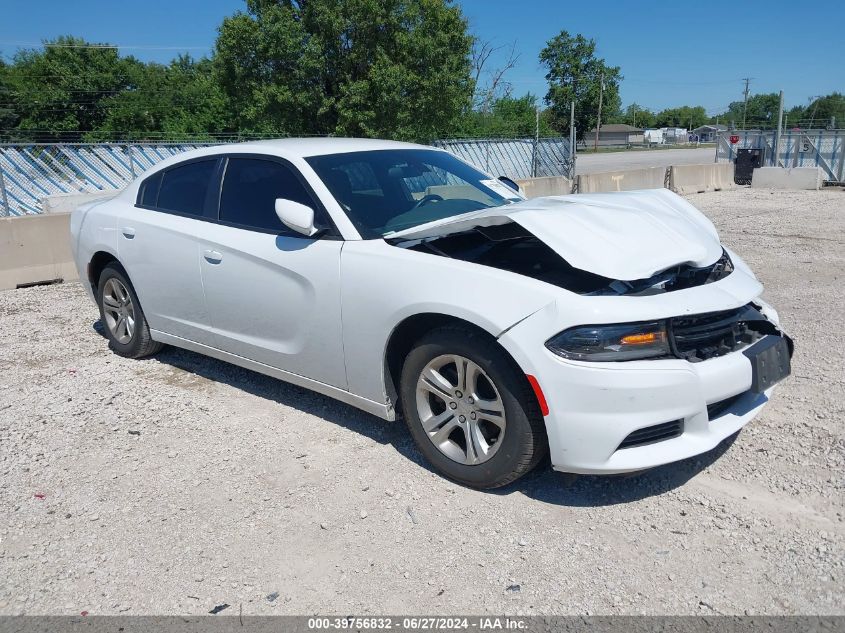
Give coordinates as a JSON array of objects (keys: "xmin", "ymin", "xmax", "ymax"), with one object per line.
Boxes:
[
  {"xmin": 203, "ymin": 249, "xmax": 223, "ymax": 264},
  {"xmin": 121, "ymin": 227, "xmax": 136, "ymax": 239}
]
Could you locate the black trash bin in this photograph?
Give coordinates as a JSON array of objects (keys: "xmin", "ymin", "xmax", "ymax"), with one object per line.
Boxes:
[{"xmin": 735, "ymin": 148, "xmax": 764, "ymax": 185}]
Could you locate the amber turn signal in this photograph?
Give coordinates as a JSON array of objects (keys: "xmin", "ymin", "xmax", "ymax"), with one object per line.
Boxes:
[{"xmin": 620, "ymin": 331, "xmax": 667, "ymax": 346}]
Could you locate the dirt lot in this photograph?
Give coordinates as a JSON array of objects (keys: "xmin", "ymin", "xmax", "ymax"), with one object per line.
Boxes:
[{"xmin": 0, "ymin": 188, "xmax": 843, "ymax": 616}]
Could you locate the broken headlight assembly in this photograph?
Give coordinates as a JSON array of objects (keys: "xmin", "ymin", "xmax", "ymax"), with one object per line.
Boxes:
[{"xmin": 545, "ymin": 321, "xmax": 671, "ymax": 361}]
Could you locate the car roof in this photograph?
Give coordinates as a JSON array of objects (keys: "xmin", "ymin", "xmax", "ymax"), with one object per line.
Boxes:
[
  {"xmin": 122, "ymin": 137, "xmax": 447, "ymax": 206},
  {"xmin": 135, "ymin": 137, "xmax": 438, "ymax": 177},
  {"xmin": 241, "ymin": 137, "xmax": 431, "ymax": 157}
]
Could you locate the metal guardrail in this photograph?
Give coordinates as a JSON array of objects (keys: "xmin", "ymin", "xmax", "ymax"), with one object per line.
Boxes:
[
  {"xmin": 716, "ymin": 130, "xmax": 845, "ymax": 183},
  {"xmin": 0, "ymin": 137, "xmax": 575, "ymax": 217}
]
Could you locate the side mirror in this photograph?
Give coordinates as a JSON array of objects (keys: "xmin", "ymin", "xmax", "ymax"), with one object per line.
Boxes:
[
  {"xmin": 498, "ymin": 176, "xmax": 521, "ymax": 193},
  {"xmin": 275, "ymin": 198, "xmax": 319, "ymax": 237}
]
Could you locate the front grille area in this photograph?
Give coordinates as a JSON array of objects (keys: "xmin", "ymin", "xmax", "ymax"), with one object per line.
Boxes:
[
  {"xmin": 669, "ymin": 304, "xmax": 776, "ymax": 363},
  {"xmin": 617, "ymin": 419, "xmax": 684, "ymax": 450}
]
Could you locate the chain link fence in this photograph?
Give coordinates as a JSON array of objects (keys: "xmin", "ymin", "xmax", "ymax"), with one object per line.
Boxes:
[
  {"xmin": 716, "ymin": 130, "xmax": 845, "ymax": 183},
  {"xmin": 0, "ymin": 143, "xmax": 217, "ymax": 216},
  {"xmin": 0, "ymin": 137, "xmax": 575, "ymax": 217},
  {"xmin": 432, "ymin": 137, "xmax": 574, "ymax": 181}
]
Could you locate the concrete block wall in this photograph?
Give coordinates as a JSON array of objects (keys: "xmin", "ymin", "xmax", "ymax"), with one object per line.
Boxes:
[
  {"xmin": 514, "ymin": 164, "xmax": 739, "ymax": 198},
  {"xmin": 0, "ymin": 212, "xmax": 78, "ymax": 290},
  {"xmin": 669, "ymin": 163, "xmax": 736, "ymax": 194},
  {"xmin": 515, "ymin": 176, "xmax": 573, "ymax": 197},
  {"xmin": 751, "ymin": 167, "xmax": 823, "ymax": 190},
  {"xmin": 576, "ymin": 167, "xmax": 666, "ymax": 193},
  {"xmin": 41, "ymin": 190, "xmax": 119, "ymax": 214}
]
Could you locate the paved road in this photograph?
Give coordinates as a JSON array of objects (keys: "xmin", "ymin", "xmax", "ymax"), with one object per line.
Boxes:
[{"xmin": 575, "ymin": 147, "xmax": 716, "ymax": 175}]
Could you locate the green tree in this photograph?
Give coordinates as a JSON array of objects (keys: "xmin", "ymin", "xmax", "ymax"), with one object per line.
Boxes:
[
  {"xmin": 539, "ymin": 31, "xmax": 622, "ymax": 140},
  {"xmin": 214, "ymin": 0, "xmax": 474, "ymax": 141},
  {"xmin": 611, "ymin": 103, "xmax": 655, "ymax": 129},
  {"xmin": 5, "ymin": 36, "xmax": 131, "ymax": 141},
  {"xmin": 654, "ymin": 105, "xmax": 708, "ymax": 129},
  {"xmin": 455, "ymin": 94, "xmax": 554, "ymax": 137},
  {"xmin": 804, "ymin": 92, "xmax": 845, "ymax": 128},
  {"xmin": 720, "ymin": 92, "xmax": 780, "ymax": 129},
  {"xmin": 783, "ymin": 104, "xmax": 805, "ymax": 129},
  {"xmin": 90, "ymin": 55, "xmax": 229, "ymax": 141},
  {"xmin": 0, "ymin": 59, "xmax": 20, "ymax": 139}
]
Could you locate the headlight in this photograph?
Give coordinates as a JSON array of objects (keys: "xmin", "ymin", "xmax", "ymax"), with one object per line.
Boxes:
[{"xmin": 545, "ymin": 321, "xmax": 670, "ymax": 361}]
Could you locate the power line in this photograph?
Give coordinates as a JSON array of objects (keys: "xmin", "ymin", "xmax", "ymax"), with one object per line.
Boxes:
[
  {"xmin": 621, "ymin": 77, "xmax": 748, "ymax": 87},
  {"xmin": 0, "ymin": 41, "xmax": 210, "ymax": 51}
]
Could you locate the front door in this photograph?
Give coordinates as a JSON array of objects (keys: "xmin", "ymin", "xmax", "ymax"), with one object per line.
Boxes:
[{"xmin": 198, "ymin": 156, "xmax": 347, "ymax": 389}]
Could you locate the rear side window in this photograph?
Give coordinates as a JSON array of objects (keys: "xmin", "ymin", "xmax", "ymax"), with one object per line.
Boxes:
[
  {"xmin": 139, "ymin": 172, "xmax": 162, "ymax": 207},
  {"xmin": 155, "ymin": 159, "xmax": 217, "ymax": 216},
  {"xmin": 219, "ymin": 158, "xmax": 316, "ymax": 233}
]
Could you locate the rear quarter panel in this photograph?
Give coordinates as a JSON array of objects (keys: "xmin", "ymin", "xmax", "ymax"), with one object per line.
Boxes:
[{"xmin": 70, "ymin": 198, "xmax": 121, "ymax": 301}]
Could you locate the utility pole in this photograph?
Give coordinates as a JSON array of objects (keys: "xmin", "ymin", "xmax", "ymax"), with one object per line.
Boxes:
[
  {"xmin": 569, "ymin": 101, "xmax": 576, "ymax": 177},
  {"xmin": 532, "ymin": 106, "xmax": 540, "ymax": 177},
  {"xmin": 807, "ymin": 96, "xmax": 822, "ymax": 129},
  {"xmin": 774, "ymin": 90, "xmax": 783, "ymax": 167},
  {"xmin": 741, "ymin": 77, "xmax": 752, "ymax": 129},
  {"xmin": 594, "ymin": 72, "xmax": 604, "ymax": 152}
]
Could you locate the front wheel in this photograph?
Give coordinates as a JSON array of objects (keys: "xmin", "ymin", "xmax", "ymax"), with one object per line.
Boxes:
[{"xmin": 400, "ymin": 326, "xmax": 547, "ymax": 489}]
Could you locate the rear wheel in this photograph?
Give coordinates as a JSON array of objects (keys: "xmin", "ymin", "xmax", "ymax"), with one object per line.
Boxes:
[
  {"xmin": 96, "ymin": 263, "xmax": 162, "ymax": 359},
  {"xmin": 400, "ymin": 326, "xmax": 547, "ymax": 489}
]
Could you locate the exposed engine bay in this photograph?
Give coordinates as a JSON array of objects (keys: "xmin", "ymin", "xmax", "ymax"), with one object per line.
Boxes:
[{"xmin": 389, "ymin": 222, "xmax": 734, "ymax": 296}]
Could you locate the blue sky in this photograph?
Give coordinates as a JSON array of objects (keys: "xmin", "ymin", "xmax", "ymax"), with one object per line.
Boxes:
[{"xmin": 1, "ymin": 0, "xmax": 841, "ymax": 113}]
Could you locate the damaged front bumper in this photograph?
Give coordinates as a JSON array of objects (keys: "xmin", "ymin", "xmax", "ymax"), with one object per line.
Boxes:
[{"xmin": 498, "ymin": 270, "xmax": 792, "ymax": 474}]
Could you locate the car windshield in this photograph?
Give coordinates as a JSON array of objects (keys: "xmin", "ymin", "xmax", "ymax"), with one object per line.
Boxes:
[{"xmin": 305, "ymin": 149, "xmax": 522, "ymax": 238}]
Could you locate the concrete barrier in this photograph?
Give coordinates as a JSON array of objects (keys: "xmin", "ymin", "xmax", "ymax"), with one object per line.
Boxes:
[
  {"xmin": 669, "ymin": 163, "xmax": 736, "ymax": 194},
  {"xmin": 41, "ymin": 190, "xmax": 119, "ymax": 214},
  {"xmin": 0, "ymin": 212, "xmax": 77, "ymax": 290},
  {"xmin": 751, "ymin": 166, "xmax": 823, "ymax": 190},
  {"xmin": 576, "ymin": 167, "xmax": 666, "ymax": 193},
  {"xmin": 515, "ymin": 176, "xmax": 573, "ymax": 197}
]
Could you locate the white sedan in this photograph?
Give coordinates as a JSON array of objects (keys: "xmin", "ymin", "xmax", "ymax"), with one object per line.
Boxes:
[{"xmin": 70, "ymin": 138, "xmax": 793, "ymax": 488}]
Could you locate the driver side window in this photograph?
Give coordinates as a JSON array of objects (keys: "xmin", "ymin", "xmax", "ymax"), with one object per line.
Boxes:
[{"xmin": 219, "ymin": 158, "xmax": 318, "ymax": 235}]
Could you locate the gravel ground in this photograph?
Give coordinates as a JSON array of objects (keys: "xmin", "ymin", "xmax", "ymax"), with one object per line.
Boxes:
[{"xmin": 0, "ymin": 188, "xmax": 843, "ymax": 616}]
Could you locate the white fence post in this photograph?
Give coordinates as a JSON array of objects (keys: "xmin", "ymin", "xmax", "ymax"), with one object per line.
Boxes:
[
  {"xmin": 126, "ymin": 144, "xmax": 136, "ymax": 179},
  {"xmin": 0, "ymin": 163, "xmax": 10, "ymax": 217}
]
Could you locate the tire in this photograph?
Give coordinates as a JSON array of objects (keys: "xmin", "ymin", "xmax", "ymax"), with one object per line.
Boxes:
[
  {"xmin": 96, "ymin": 263, "xmax": 163, "ymax": 359},
  {"xmin": 400, "ymin": 325, "xmax": 548, "ymax": 489}
]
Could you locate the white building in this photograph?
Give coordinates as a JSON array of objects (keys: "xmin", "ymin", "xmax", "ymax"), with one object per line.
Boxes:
[
  {"xmin": 644, "ymin": 129, "xmax": 664, "ymax": 145},
  {"xmin": 662, "ymin": 127, "xmax": 689, "ymax": 144}
]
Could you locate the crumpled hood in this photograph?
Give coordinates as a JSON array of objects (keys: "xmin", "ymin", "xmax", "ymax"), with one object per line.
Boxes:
[{"xmin": 388, "ymin": 188, "xmax": 724, "ymax": 281}]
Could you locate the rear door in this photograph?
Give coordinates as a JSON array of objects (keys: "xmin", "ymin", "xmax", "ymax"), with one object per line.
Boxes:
[
  {"xmin": 117, "ymin": 157, "xmax": 219, "ymax": 345},
  {"xmin": 198, "ymin": 155, "xmax": 347, "ymax": 389}
]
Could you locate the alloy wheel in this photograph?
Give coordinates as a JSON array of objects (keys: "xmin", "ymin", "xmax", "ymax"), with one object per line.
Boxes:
[
  {"xmin": 415, "ymin": 354, "xmax": 507, "ymax": 465},
  {"xmin": 101, "ymin": 278, "xmax": 136, "ymax": 345}
]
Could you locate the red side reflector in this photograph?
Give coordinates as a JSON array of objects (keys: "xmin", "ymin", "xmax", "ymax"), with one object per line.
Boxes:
[{"xmin": 526, "ymin": 374, "xmax": 549, "ymax": 416}]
